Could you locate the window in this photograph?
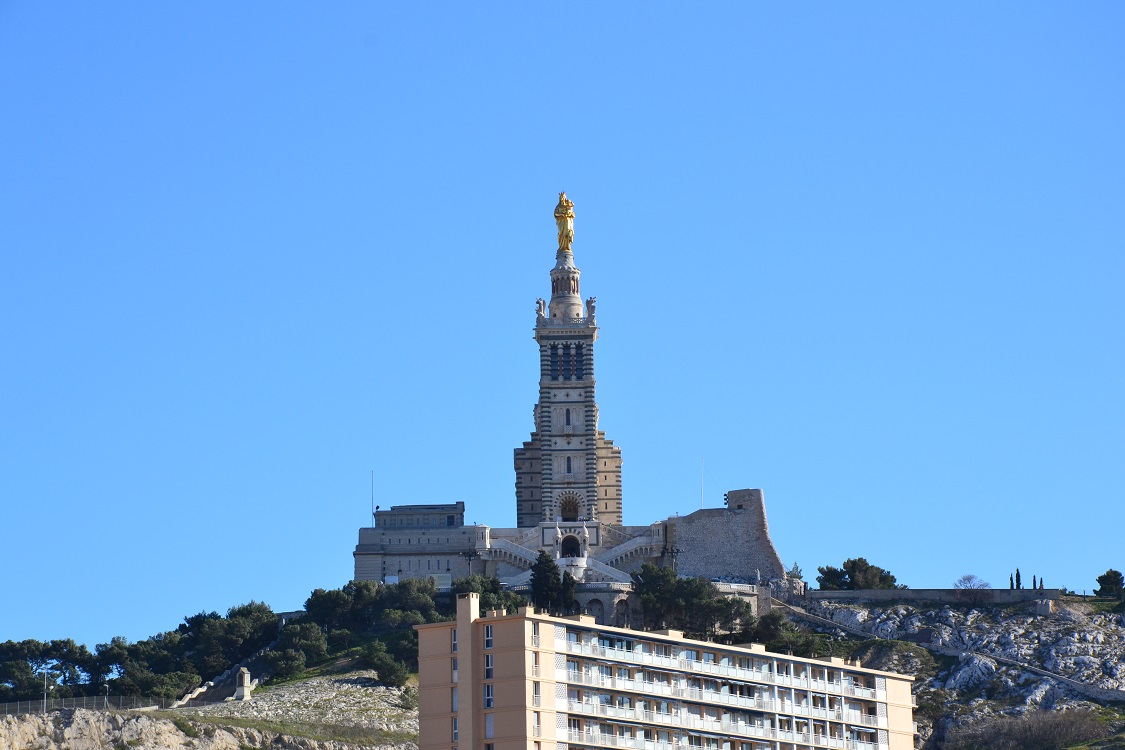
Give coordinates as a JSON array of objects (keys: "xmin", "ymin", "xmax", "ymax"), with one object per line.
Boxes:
[
  {"xmin": 533, "ymin": 712, "xmax": 541, "ymax": 736},
  {"xmin": 451, "ymin": 687, "xmax": 458, "ymax": 711},
  {"xmin": 451, "ymin": 657, "xmax": 458, "ymax": 682},
  {"xmin": 451, "ymin": 629, "xmax": 457, "ymax": 653},
  {"xmin": 485, "ymin": 715, "xmax": 494, "ymax": 739},
  {"xmin": 532, "ymin": 651, "xmax": 539, "ymax": 676},
  {"xmin": 447, "ymin": 514, "xmax": 455, "ymax": 526},
  {"xmin": 485, "ymin": 654, "xmax": 493, "ymax": 679},
  {"xmin": 565, "ymin": 408, "xmax": 571, "ymax": 426},
  {"xmin": 483, "ymin": 683, "xmax": 494, "ymax": 708},
  {"xmin": 484, "ymin": 624, "xmax": 493, "ymax": 649},
  {"xmin": 452, "ymin": 718, "xmax": 459, "ymax": 742},
  {"xmin": 533, "ymin": 681, "xmax": 541, "ymax": 706}
]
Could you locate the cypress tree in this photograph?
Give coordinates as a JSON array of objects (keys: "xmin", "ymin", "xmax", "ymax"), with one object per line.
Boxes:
[
  {"xmin": 1016, "ymin": 569, "xmax": 1022, "ymax": 590},
  {"xmin": 1033, "ymin": 575, "xmax": 1037, "ymax": 590},
  {"xmin": 1010, "ymin": 574, "xmax": 1014, "ymax": 590}
]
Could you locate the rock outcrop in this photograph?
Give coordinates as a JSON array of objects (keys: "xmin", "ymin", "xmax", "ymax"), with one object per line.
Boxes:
[
  {"xmin": 801, "ymin": 599, "xmax": 1125, "ymax": 748},
  {"xmin": 0, "ymin": 709, "xmax": 395, "ymax": 750},
  {"xmin": 1, "ymin": 670, "xmax": 418, "ymax": 750}
]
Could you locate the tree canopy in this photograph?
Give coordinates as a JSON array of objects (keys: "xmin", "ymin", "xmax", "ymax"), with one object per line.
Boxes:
[
  {"xmin": 816, "ymin": 558, "xmax": 903, "ymax": 590},
  {"xmin": 630, "ymin": 562, "xmax": 755, "ymax": 637},
  {"xmin": 1095, "ymin": 569, "xmax": 1123, "ymax": 599},
  {"xmin": 0, "ymin": 601, "xmax": 277, "ymax": 702}
]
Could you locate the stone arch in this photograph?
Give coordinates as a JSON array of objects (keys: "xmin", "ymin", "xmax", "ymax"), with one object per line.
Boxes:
[
  {"xmin": 614, "ymin": 600, "xmax": 630, "ymax": 627},
  {"xmin": 560, "ymin": 535, "xmax": 581, "ymax": 558},
  {"xmin": 558, "ymin": 492, "xmax": 581, "ymax": 522},
  {"xmin": 587, "ymin": 598, "xmax": 605, "ymax": 624}
]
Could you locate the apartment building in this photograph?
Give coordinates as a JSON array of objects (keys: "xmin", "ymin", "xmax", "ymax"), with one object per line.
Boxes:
[{"xmin": 416, "ymin": 594, "xmax": 916, "ymax": 750}]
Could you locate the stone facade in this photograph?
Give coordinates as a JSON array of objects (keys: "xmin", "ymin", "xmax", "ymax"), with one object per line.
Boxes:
[
  {"xmin": 668, "ymin": 491, "xmax": 787, "ymax": 584},
  {"xmin": 352, "ymin": 196, "xmax": 788, "ymax": 604}
]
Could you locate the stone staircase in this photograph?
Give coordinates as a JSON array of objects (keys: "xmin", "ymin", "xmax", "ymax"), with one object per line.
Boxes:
[
  {"xmin": 593, "ymin": 533, "xmax": 661, "ymax": 568},
  {"xmin": 488, "ymin": 538, "xmax": 540, "ymax": 569},
  {"xmin": 582, "ymin": 557, "xmax": 634, "ymax": 583},
  {"xmin": 172, "ymin": 644, "xmax": 274, "ymax": 707}
]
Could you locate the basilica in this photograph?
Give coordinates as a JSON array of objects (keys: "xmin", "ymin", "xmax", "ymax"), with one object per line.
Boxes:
[{"xmin": 353, "ymin": 194, "xmax": 789, "ymax": 622}]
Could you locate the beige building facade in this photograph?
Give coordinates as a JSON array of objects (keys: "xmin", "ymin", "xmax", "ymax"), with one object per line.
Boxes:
[{"xmin": 417, "ymin": 594, "xmax": 916, "ymax": 750}]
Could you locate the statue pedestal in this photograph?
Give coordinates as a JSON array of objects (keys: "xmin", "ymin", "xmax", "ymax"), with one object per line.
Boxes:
[
  {"xmin": 561, "ymin": 555, "xmax": 588, "ymax": 582},
  {"xmin": 233, "ymin": 667, "xmax": 253, "ymax": 701}
]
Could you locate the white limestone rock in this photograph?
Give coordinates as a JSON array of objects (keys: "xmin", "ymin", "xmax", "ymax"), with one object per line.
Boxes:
[{"xmin": 944, "ymin": 654, "xmax": 997, "ymax": 691}]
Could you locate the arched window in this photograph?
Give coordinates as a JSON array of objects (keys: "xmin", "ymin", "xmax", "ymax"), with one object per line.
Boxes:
[
  {"xmin": 565, "ymin": 408, "xmax": 571, "ymax": 426},
  {"xmin": 566, "ymin": 456, "xmax": 572, "ymax": 473}
]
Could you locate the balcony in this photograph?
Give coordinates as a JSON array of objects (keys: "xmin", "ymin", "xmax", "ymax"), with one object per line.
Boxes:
[
  {"xmin": 566, "ymin": 731, "xmax": 678, "ymax": 750},
  {"xmin": 562, "ymin": 642, "xmax": 888, "ymax": 713},
  {"xmin": 563, "ymin": 727, "xmax": 876, "ymax": 750}
]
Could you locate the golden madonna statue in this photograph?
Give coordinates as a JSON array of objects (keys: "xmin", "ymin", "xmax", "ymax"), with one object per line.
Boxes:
[{"xmin": 554, "ymin": 192, "xmax": 575, "ymax": 252}]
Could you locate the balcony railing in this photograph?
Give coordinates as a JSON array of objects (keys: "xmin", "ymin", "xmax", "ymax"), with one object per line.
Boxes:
[
  {"xmin": 563, "ymin": 728, "xmax": 880, "ymax": 750},
  {"xmin": 563, "ymin": 642, "xmax": 883, "ymax": 707}
]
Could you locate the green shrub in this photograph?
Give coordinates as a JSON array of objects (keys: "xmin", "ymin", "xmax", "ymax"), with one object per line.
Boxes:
[
  {"xmin": 327, "ymin": 629, "xmax": 357, "ymax": 654},
  {"xmin": 942, "ymin": 709, "xmax": 1107, "ymax": 750},
  {"xmin": 263, "ymin": 648, "xmax": 306, "ymax": 679},
  {"xmin": 360, "ymin": 641, "xmax": 410, "ymax": 688},
  {"xmin": 170, "ymin": 716, "xmax": 201, "ymax": 738},
  {"xmin": 276, "ymin": 622, "xmax": 328, "ymax": 664}
]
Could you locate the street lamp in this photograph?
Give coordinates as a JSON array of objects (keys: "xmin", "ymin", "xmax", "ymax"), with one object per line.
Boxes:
[
  {"xmin": 41, "ymin": 670, "xmax": 52, "ymax": 714},
  {"xmin": 459, "ymin": 548, "xmax": 481, "ymax": 577},
  {"xmin": 663, "ymin": 546, "xmax": 685, "ymax": 574}
]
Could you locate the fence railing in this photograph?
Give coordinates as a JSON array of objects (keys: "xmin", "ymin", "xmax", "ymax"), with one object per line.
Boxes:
[{"xmin": 1, "ymin": 695, "xmax": 166, "ymax": 717}]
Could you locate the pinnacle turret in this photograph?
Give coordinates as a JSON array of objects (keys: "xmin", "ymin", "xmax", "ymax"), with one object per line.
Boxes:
[{"xmin": 549, "ymin": 192, "xmax": 583, "ymax": 320}]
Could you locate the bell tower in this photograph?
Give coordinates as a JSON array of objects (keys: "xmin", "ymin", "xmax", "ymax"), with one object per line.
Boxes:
[{"xmin": 514, "ymin": 194, "xmax": 623, "ymax": 528}]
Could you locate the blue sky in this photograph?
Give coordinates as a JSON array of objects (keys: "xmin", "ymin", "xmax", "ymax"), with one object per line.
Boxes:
[{"xmin": 2, "ymin": 4, "xmax": 1122, "ymax": 649}]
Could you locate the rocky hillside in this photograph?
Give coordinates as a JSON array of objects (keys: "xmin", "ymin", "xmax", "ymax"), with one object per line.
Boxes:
[
  {"xmin": 801, "ymin": 598, "xmax": 1125, "ymax": 748},
  {"xmin": 0, "ymin": 670, "xmax": 418, "ymax": 750}
]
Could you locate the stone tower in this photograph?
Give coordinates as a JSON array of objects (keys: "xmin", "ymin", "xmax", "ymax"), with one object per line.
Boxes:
[{"xmin": 514, "ymin": 194, "xmax": 623, "ymax": 528}]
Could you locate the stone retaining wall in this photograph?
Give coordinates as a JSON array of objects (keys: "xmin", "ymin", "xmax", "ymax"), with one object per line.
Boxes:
[{"xmin": 807, "ymin": 588, "xmax": 1061, "ymax": 606}]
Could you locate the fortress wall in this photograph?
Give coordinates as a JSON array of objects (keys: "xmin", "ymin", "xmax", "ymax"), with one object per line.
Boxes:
[{"xmin": 669, "ymin": 489, "xmax": 786, "ymax": 583}]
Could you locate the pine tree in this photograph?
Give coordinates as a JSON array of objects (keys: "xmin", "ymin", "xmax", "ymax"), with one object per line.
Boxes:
[
  {"xmin": 529, "ymin": 551, "xmax": 563, "ymax": 613},
  {"xmin": 1016, "ymin": 568, "xmax": 1022, "ymax": 590}
]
